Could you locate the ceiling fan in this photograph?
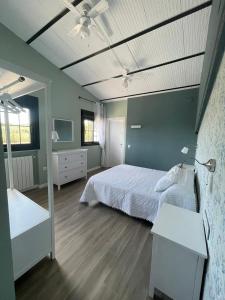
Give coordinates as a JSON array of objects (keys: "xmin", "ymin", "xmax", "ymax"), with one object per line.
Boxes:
[
  {"xmin": 120, "ymin": 68, "xmax": 132, "ymax": 89},
  {"xmin": 63, "ymin": 0, "xmax": 109, "ymax": 40},
  {"xmin": 119, "ymin": 68, "xmax": 148, "ymax": 89}
]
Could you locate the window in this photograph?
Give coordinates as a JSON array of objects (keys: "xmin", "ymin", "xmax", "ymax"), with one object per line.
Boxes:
[
  {"xmin": 1, "ymin": 108, "xmax": 31, "ymax": 145},
  {"xmin": 0, "ymin": 95, "xmax": 40, "ymax": 151},
  {"xmin": 81, "ymin": 109, "xmax": 98, "ymax": 146}
]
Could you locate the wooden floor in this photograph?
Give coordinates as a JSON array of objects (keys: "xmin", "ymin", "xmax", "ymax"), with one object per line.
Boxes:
[{"xmin": 15, "ymin": 170, "xmax": 153, "ymax": 300}]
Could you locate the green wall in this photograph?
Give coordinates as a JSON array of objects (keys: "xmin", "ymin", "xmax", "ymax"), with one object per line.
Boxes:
[
  {"xmin": 52, "ymin": 97, "xmax": 101, "ymax": 170},
  {"xmin": 0, "ymin": 24, "xmax": 101, "ymax": 178},
  {"xmin": 0, "ymin": 130, "xmax": 15, "ymax": 299},
  {"xmin": 105, "ymin": 100, "xmax": 127, "ymax": 118},
  {"xmin": 125, "ymin": 89, "xmax": 198, "ymax": 171}
]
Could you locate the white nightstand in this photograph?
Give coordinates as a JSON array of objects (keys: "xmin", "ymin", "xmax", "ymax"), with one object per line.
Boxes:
[{"xmin": 149, "ymin": 203, "xmax": 207, "ymax": 300}]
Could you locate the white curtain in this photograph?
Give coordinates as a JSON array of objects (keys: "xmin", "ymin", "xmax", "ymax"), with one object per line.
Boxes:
[{"xmin": 95, "ymin": 102, "xmax": 106, "ymax": 167}]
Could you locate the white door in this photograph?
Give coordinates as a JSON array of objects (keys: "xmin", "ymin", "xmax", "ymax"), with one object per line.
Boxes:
[{"xmin": 106, "ymin": 118, "xmax": 125, "ymax": 167}]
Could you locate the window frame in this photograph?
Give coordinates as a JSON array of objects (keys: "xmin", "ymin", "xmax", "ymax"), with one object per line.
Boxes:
[
  {"xmin": 81, "ymin": 109, "xmax": 99, "ymax": 146},
  {"xmin": 2, "ymin": 95, "xmax": 40, "ymax": 152}
]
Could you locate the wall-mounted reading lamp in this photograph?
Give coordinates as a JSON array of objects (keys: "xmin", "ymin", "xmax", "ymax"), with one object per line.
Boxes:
[
  {"xmin": 51, "ymin": 130, "xmax": 59, "ymax": 142},
  {"xmin": 181, "ymin": 147, "xmax": 216, "ymax": 172}
]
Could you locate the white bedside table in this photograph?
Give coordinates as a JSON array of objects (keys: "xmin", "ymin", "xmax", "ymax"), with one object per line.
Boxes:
[{"xmin": 149, "ymin": 203, "xmax": 207, "ymax": 300}]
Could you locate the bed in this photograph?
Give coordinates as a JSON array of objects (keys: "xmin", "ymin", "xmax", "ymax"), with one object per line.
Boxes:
[{"xmin": 80, "ymin": 164, "xmax": 196, "ymax": 223}]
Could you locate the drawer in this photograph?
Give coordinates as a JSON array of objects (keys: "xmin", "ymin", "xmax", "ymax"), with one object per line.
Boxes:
[
  {"xmin": 58, "ymin": 152, "xmax": 86, "ymax": 164},
  {"xmin": 58, "ymin": 153, "xmax": 86, "ymax": 166},
  {"xmin": 59, "ymin": 167, "xmax": 86, "ymax": 184},
  {"xmin": 59, "ymin": 159, "xmax": 86, "ymax": 172}
]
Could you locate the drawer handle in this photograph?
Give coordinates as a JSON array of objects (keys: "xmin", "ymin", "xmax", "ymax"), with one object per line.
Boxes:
[
  {"xmin": 65, "ymin": 166, "xmax": 68, "ymax": 169},
  {"xmin": 65, "ymin": 175, "xmax": 68, "ymax": 178},
  {"xmin": 64, "ymin": 158, "xmax": 67, "ymax": 161}
]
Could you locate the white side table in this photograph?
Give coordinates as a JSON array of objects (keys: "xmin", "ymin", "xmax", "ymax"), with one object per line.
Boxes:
[{"xmin": 149, "ymin": 203, "xmax": 207, "ymax": 300}]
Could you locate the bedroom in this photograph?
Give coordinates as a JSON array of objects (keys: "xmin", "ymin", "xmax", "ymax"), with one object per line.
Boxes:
[{"xmin": 0, "ymin": 1, "xmax": 224, "ymax": 300}]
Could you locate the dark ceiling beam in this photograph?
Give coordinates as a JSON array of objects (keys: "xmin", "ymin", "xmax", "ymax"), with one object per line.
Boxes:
[
  {"xmin": 82, "ymin": 51, "xmax": 205, "ymax": 87},
  {"xmin": 26, "ymin": 0, "xmax": 83, "ymax": 44},
  {"xmin": 100, "ymin": 84, "xmax": 200, "ymax": 102},
  {"xmin": 61, "ymin": 1, "xmax": 212, "ymax": 70}
]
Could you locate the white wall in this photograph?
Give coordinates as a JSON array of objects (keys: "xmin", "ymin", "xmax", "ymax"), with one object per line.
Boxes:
[{"xmin": 196, "ymin": 52, "xmax": 225, "ymax": 299}]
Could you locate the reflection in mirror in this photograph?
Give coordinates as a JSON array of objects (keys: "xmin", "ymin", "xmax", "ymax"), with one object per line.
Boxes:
[{"xmin": 53, "ymin": 119, "xmax": 73, "ymax": 142}]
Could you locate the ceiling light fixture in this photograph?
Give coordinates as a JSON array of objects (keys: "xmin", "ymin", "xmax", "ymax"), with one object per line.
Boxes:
[{"xmin": 64, "ymin": 0, "xmax": 109, "ymax": 40}]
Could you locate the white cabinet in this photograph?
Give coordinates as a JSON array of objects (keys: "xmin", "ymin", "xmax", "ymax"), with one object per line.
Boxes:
[
  {"xmin": 52, "ymin": 149, "xmax": 88, "ymax": 190},
  {"xmin": 149, "ymin": 203, "xmax": 207, "ymax": 300}
]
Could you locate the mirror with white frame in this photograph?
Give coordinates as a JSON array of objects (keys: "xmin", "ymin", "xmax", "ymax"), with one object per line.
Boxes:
[{"xmin": 53, "ymin": 118, "xmax": 74, "ymax": 142}]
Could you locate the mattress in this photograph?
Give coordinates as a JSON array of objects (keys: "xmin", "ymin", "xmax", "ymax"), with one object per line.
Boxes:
[{"xmin": 80, "ymin": 164, "xmax": 166, "ymax": 223}]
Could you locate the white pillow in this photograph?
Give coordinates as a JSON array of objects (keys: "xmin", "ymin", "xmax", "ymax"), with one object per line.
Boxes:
[
  {"xmin": 159, "ymin": 183, "xmax": 196, "ymax": 212},
  {"xmin": 154, "ymin": 165, "xmax": 180, "ymax": 192}
]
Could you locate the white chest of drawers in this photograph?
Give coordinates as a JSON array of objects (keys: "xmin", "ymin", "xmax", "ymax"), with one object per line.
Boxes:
[
  {"xmin": 149, "ymin": 203, "xmax": 207, "ymax": 300},
  {"xmin": 52, "ymin": 149, "xmax": 88, "ymax": 190}
]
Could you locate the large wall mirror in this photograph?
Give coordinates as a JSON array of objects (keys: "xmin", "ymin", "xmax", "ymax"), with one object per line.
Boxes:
[{"xmin": 53, "ymin": 118, "xmax": 74, "ymax": 142}]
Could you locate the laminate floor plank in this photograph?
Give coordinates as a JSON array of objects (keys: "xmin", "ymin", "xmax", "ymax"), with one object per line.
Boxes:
[{"xmin": 15, "ymin": 170, "xmax": 153, "ymax": 300}]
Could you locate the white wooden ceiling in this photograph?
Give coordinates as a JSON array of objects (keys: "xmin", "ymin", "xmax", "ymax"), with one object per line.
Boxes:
[{"xmin": 0, "ymin": 0, "xmax": 212, "ymax": 101}]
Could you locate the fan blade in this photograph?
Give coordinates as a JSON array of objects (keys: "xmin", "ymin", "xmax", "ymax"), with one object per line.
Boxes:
[
  {"xmin": 63, "ymin": 0, "xmax": 80, "ymax": 16},
  {"xmin": 90, "ymin": 23, "xmax": 106, "ymax": 41},
  {"xmin": 122, "ymin": 77, "xmax": 129, "ymax": 89},
  {"xmin": 130, "ymin": 72, "xmax": 153, "ymax": 80},
  {"xmin": 68, "ymin": 23, "xmax": 82, "ymax": 37},
  {"xmin": 88, "ymin": 0, "xmax": 109, "ymax": 18}
]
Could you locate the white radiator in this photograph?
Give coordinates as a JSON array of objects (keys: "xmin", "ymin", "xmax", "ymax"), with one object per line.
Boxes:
[{"xmin": 4, "ymin": 156, "xmax": 34, "ymax": 191}]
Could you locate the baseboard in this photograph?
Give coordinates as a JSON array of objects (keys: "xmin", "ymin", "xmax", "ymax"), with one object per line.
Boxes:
[
  {"xmin": 38, "ymin": 183, "xmax": 48, "ymax": 189},
  {"xmin": 21, "ymin": 183, "xmax": 47, "ymax": 190},
  {"xmin": 20, "ymin": 185, "xmax": 38, "ymax": 192},
  {"xmin": 87, "ymin": 166, "xmax": 101, "ymax": 172}
]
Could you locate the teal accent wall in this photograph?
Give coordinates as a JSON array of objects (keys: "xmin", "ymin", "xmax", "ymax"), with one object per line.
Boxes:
[
  {"xmin": 0, "ymin": 24, "xmax": 101, "ymax": 178},
  {"xmin": 125, "ymin": 89, "xmax": 198, "ymax": 171},
  {"xmin": 0, "ymin": 130, "xmax": 15, "ymax": 299},
  {"xmin": 105, "ymin": 100, "xmax": 127, "ymax": 118}
]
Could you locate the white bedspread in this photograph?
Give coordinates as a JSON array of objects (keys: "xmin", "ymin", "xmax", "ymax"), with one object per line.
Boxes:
[{"xmin": 80, "ymin": 164, "xmax": 166, "ymax": 223}]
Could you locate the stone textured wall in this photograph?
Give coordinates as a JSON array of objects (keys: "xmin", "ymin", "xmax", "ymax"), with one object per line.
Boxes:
[{"xmin": 195, "ymin": 52, "xmax": 225, "ymax": 299}]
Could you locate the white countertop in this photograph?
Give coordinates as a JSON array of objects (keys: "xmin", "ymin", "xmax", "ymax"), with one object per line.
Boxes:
[
  {"xmin": 52, "ymin": 148, "xmax": 88, "ymax": 154},
  {"xmin": 151, "ymin": 203, "xmax": 207, "ymax": 258}
]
